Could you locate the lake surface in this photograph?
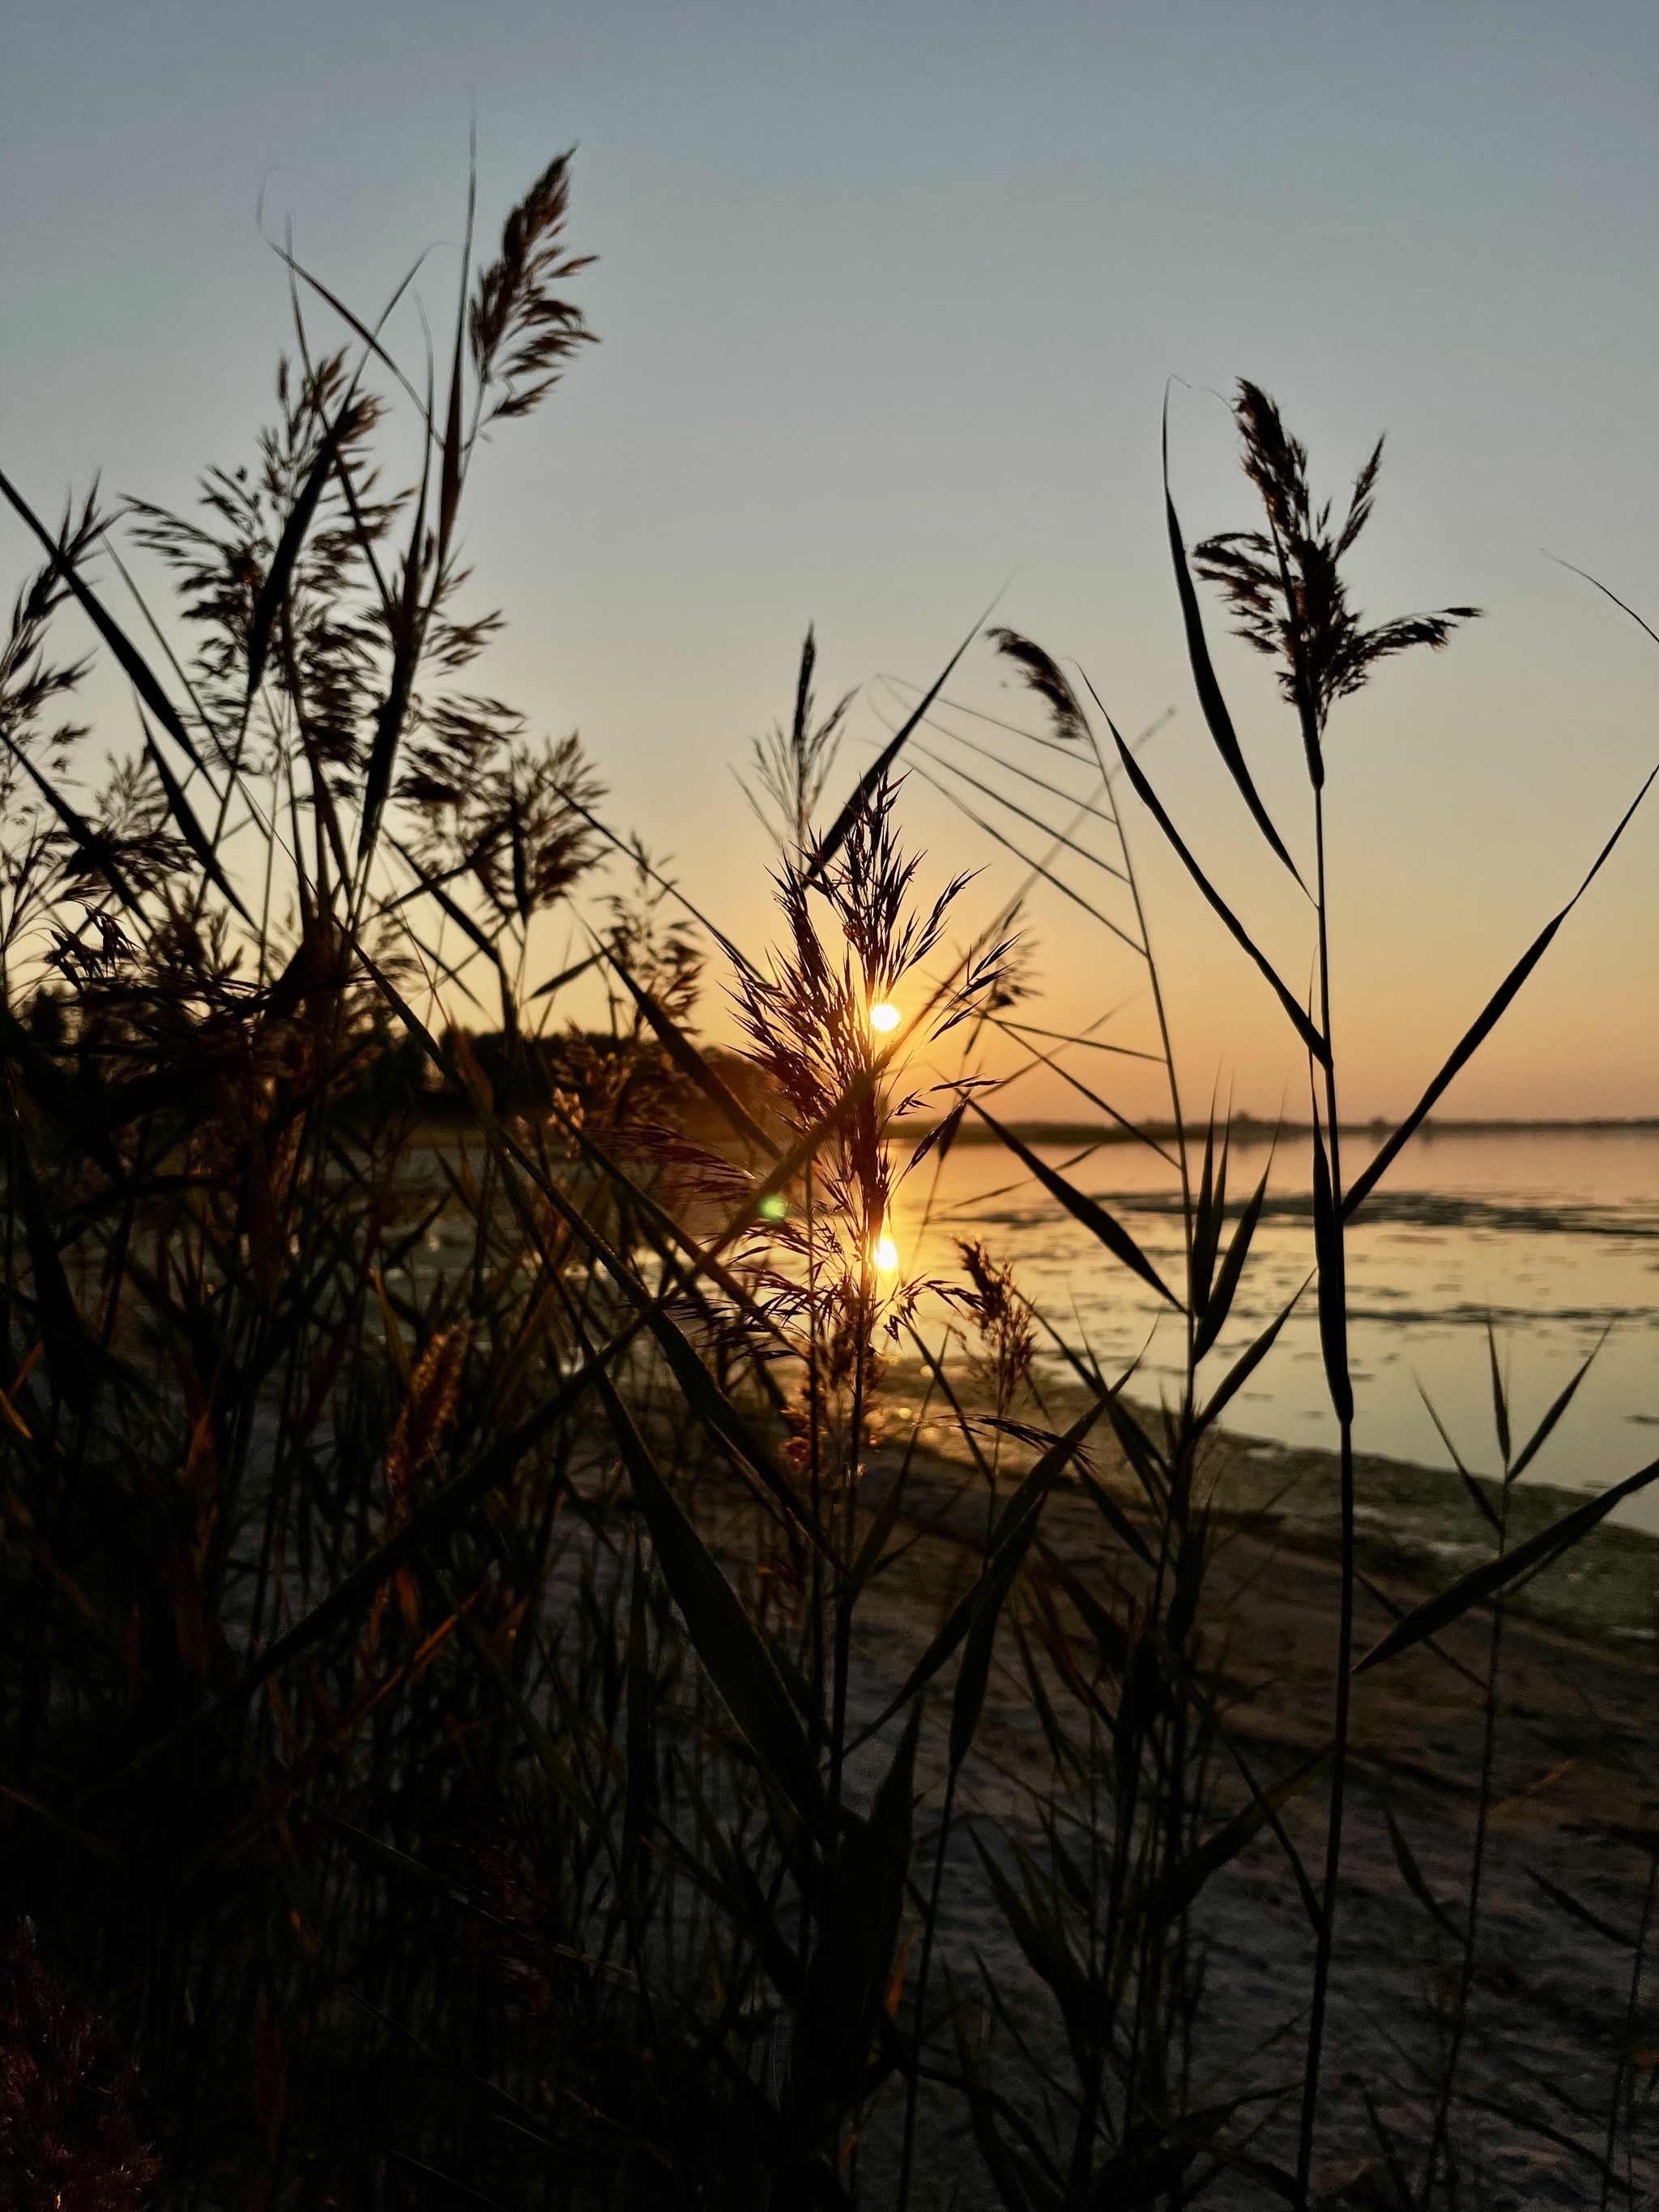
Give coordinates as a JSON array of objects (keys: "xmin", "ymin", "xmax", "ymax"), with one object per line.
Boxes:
[{"xmin": 890, "ymin": 1124, "xmax": 1659, "ymax": 1531}]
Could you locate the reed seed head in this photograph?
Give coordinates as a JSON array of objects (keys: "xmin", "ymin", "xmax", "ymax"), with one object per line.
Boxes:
[{"xmin": 1193, "ymin": 377, "xmax": 1481, "ymax": 781}]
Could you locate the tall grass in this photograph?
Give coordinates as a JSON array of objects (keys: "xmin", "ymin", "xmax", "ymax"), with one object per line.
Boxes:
[{"xmin": 1, "ymin": 150, "xmax": 1656, "ymax": 2210}]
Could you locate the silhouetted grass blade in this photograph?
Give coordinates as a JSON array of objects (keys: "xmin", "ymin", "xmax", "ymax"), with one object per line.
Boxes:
[
  {"xmin": 0, "ymin": 730, "xmax": 143, "ymax": 913},
  {"xmin": 1526, "ymin": 1869, "xmax": 1634, "ymax": 1950},
  {"xmin": 15, "ymin": 1143, "xmax": 95, "ymax": 1400},
  {"xmin": 853, "ymin": 1404, "xmax": 1102, "ymax": 1750},
  {"xmin": 1110, "ymin": 721, "xmax": 1328, "ymax": 1065},
  {"xmin": 142, "ymin": 722, "xmax": 254, "ymax": 923},
  {"xmin": 356, "ymin": 419, "xmax": 432, "ymax": 879},
  {"xmin": 973, "ymin": 1104, "xmax": 1178, "ymax": 1307},
  {"xmin": 915, "ymin": 740, "xmax": 1128, "ymax": 882},
  {"xmin": 1083, "ymin": 2096, "xmax": 1285, "ymax": 2207},
  {"xmin": 1147, "ymin": 1747, "xmax": 1327, "ymax": 1930},
  {"xmin": 1354, "ymin": 1453, "xmax": 1659, "ymax": 1672},
  {"xmin": 602, "ymin": 942, "xmax": 780, "ymax": 1159},
  {"xmin": 1311, "ymin": 1114, "xmax": 1353, "ymax": 1425},
  {"xmin": 1384, "ymin": 1808, "xmax": 1465, "ymax": 1943},
  {"xmin": 527, "ymin": 949, "xmax": 603, "ymax": 1000},
  {"xmin": 950, "ymin": 1522, "xmax": 1034, "ymax": 1775},
  {"xmin": 1196, "ymin": 1287, "xmax": 1303, "ymax": 1433},
  {"xmin": 1345, "ymin": 759, "xmax": 1659, "ymax": 1219},
  {"xmin": 624, "ymin": 1548, "xmax": 655, "ymax": 1893},
  {"xmin": 1416, "ymin": 1381, "xmax": 1502, "ymax": 1534},
  {"xmin": 1078, "ymin": 1465, "xmax": 1154, "ymax": 1568},
  {"xmin": 984, "ymin": 1024, "xmax": 1172, "ymax": 1159},
  {"xmin": 790, "ymin": 1710, "xmax": 918, "ymax": 2133},
  {"xmin": 810, "ymin": 598, "xmax": 995, "ymax": 879},
  {"xmin": 547, "ymin": 780, "xmax": 766, "ymax": 983},
  {"xmin": 1163, "ymin": 449, "xmax": 1302, "ymax": 884},
  {"xmin": 1035, "ymin": 1541, "xmax": 1131, "ymax": 1674},
  {"xmin": 245, "ymin": 411, "xmax": 348, "ymax": 699},
  {"xmin": 436, "ymin": 208, "xmax": 470, "ymax": 574},
  {"xmin": 903, "ymin": 752, "xmax": 1146, "ymax": 957},
  {"xmin": 0, "ymin": 464, "xmax": 207, "ymax": 773},
  {"xmin": 1486, "ymin": 1320, "xmax": 1512, "ymax": 1467},
  {"xmin": 319, "ymin": 1814, "xmax": 450, "ymax": 1899},
  {"xmin": 1190, "ymin": 1119, "xmax": 1219, "ymax": 1319},
  {"xmin": 390, "ymin": 836, "xmax": 506, "ymax": 970},
  {"xmin": 508, "ymin": 799, "xmax": 531, "ymax": 922},
  {"xmin": 1193, "ymin": 1162, "xmax": 1269, "ymax": 1363},
  {"xmin": 908, "ymin": 1095, "xmax": 966, "ymax": 1173},
  {"xmin": 968, "ymin": 1832, "xmax": 1094, "ymax": 2052},
  {"xmin": 1097, "ymin": 1387, "xmax": 1170, "ymax": 1510},
  {"xmin": 950, "ymin": 1995, "xmax": 1071, "ymax": 2212},
  {"xmin": 847, "ymin": 1455, "xmax": 911, "ymax": 1601},
  {"xmin": 1508, "ymin": 1332, "xmax": 1607, "ymax": 1484},
  {"xmin": 274, "ymin": 242, "xmax": 436, "ymax": 431},
  {"xmin": 0, "ymin": 1008, "xmax": 118, "ymax": 1177},
  {"xmin": 450, "ymin": 1588, "xmax": 599, "ymax": 1826},
  {"xmin": 596, "ymin": 1369, "xmax": 826, "ymax": 1837},
  {"xmin": 642, "ymin": 1304, "xmax": 812, "ymax": 1536}
]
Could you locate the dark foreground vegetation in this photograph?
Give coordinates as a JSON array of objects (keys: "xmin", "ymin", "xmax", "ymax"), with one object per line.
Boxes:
[{"xmin": 1, "ymin": 153, "xmax": 1655, "ymax": 2210}]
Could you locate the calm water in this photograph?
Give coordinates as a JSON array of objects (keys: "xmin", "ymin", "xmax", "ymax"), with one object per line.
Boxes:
[{"xmin": 891, "ymin": 1125, "xmax": 1659, "ymax": 1532}]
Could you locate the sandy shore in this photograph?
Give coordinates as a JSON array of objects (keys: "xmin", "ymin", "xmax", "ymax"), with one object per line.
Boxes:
[
  {"xmin": 872, "ymin": 1357, "xmax": 1659, "ymax": 1653},
  {"xmin": 823, "ymin": 1379, "xmax": 1659, "ymax": 2206}
]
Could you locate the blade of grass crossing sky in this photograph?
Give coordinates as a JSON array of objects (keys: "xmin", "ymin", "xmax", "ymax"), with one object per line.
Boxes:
[
  {"xmin": 1345, "ymin": 760, "xmax": 1659, "ymax": 1219},
  {"xmin": 1110, "ymin": 719, "xmax": 1328, "ymax": 1066},
  {"xmin": 1163, "ymin": 406, "xmax": 1303, "ymax": 887},
  {"xmin": 809, "ymin": 595, "xmax": 1000, "ymax": 879},
  {"xmin": 0, "ymin": 731, "xmax": 143, "ymax": 914},
  {"xmin": 244, "ymin": 409, "xmax": 350, "ymax": 700},
  {"xmin": 355, "ymin": 365, "xmax": 435, "ymax": 885},
  {"xmin": 0, "ymin": 466, "xmax": 207, "ymax": 774},
  {"xmin": 142, "ymin": 722, "xmax": 254, "ymax": 923}
]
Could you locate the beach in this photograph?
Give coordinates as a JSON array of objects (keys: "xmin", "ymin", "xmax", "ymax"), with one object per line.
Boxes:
[{"xmin": 824, "ymin": 1402, "xmax": 1659, "ymax": 2206}]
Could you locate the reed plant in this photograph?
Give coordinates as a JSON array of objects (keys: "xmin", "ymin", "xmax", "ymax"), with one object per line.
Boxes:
[{"xmin": 1, "ymin": 148, "xmax": 1655, "ymax": 2212}]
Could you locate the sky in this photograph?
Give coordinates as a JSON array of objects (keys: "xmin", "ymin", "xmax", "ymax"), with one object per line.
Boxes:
[{"xmin": 4, "ymin": 0, "xmax": 1657, "ymax": 1123}]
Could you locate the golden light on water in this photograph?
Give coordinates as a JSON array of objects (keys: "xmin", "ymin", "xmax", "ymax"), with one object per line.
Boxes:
[
  {"xmin": 869, "ymin": 1002, "xmax": 901, "ymax": 1034},
  {"xmin": 875, "ymin": 1234, "xmax": 899, "ymax": 1276}
]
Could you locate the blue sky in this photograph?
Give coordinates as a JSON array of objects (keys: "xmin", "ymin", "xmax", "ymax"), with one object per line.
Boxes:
[{"xmin": 5, "ymin": 0, "xmax": 1657, "ymax": 1115}]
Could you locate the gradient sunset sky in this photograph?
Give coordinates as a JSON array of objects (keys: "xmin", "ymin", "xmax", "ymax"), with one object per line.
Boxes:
[{"xmin": 4, "ymin": 0, "xmax": 1656, "ymax": 1121}]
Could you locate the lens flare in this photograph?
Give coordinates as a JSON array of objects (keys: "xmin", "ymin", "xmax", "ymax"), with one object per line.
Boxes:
[
  {"xmin": 875, "ymin": 1234, "xmax": 899, "ymax": 1275},
  {"xmin": 869, "ymin": 1002, "xmax": 901, "ymax": 1034},
  {"xmin": 758, "ymin": 1191, "xmax": 788, "ymax": 1222}
]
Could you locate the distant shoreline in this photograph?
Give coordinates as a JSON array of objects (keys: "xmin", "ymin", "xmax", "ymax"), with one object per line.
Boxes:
[{"xmin": 938, "ymin": 1115, "xmax": 1659, "ymax": 1145}]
